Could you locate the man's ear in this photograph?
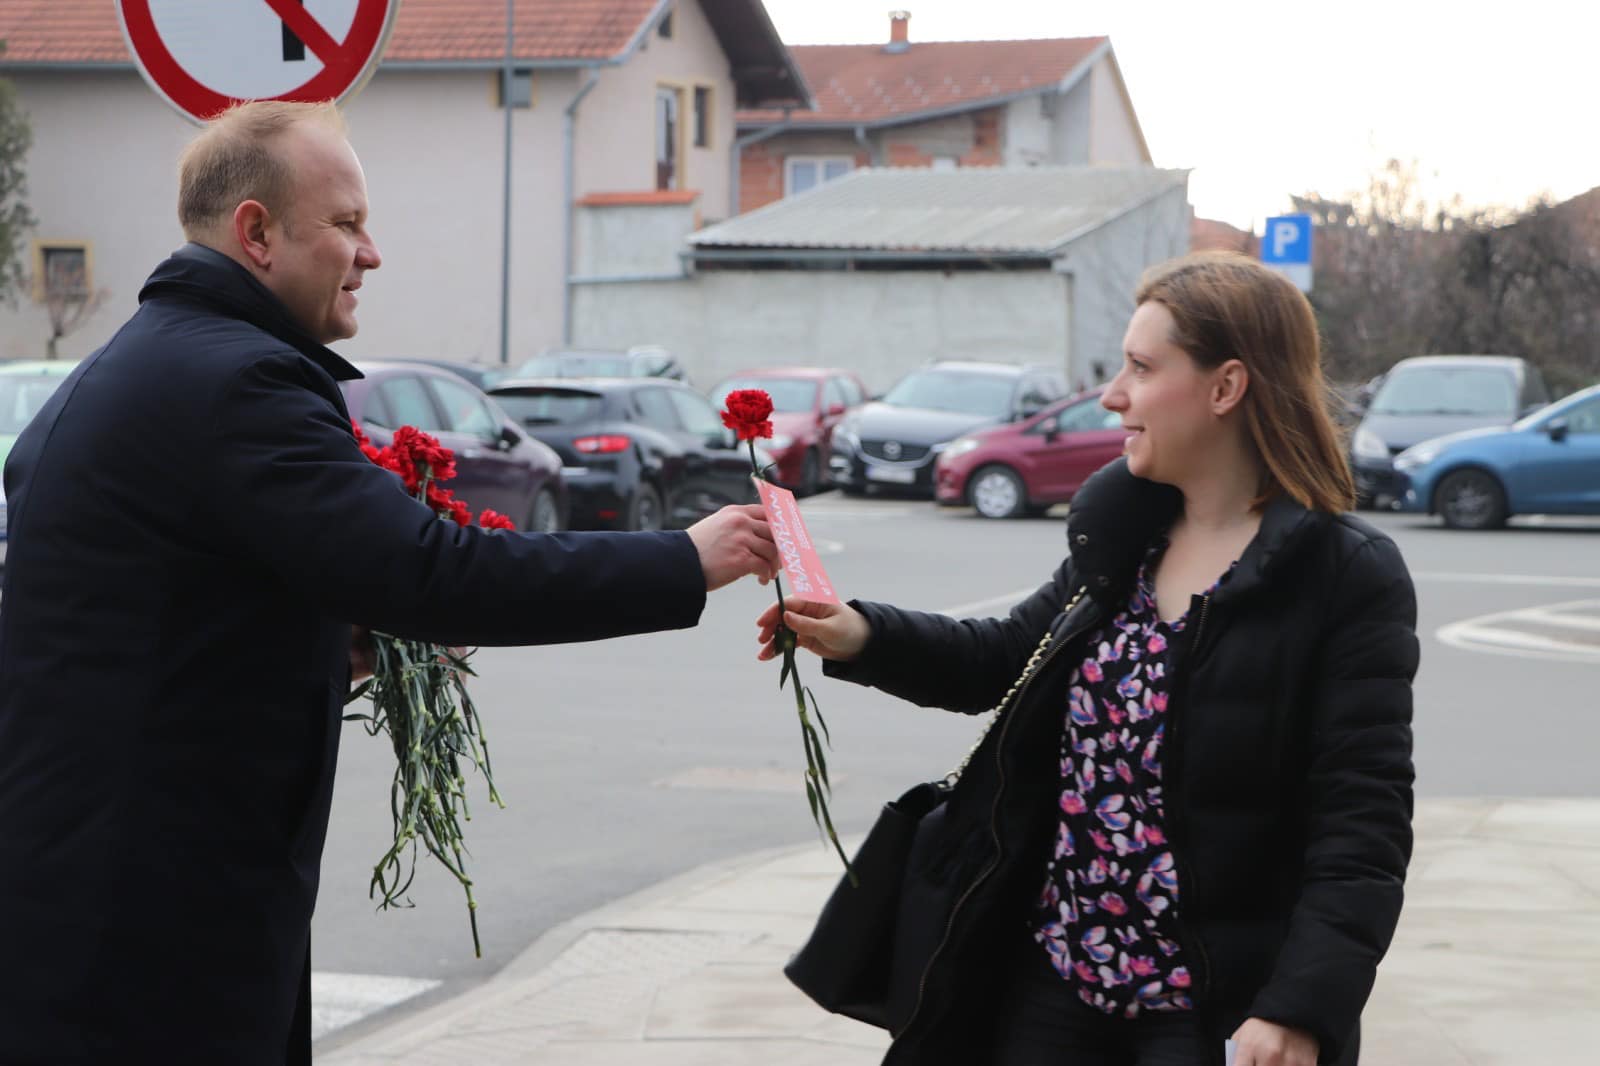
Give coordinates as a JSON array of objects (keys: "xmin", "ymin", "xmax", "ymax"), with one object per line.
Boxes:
[
  {"xmin": 1211, "ymin": 358, "xmax": 1249, "ymax": 416},
  {"xmin": 233, "ymin": 200, "xmax": 275, "ymax": 269}
]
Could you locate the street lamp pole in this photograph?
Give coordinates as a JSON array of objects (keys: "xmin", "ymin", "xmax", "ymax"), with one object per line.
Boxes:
[{"xmin": 498, "ymin": 0, "xmax": 514, "ymax": 365}]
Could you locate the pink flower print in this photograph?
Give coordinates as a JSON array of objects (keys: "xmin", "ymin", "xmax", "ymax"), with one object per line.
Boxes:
[
  {"xmin": 1070, "ymin": 688, "xmax": 1098, "ymax": 727},
  {"xmin": 1081, "ymin": 926, "xmax": 1115, "ymax": 963},
  {"xmin": 1097, "ymin": 963, "xmax": 1130, "ymax": 988},
  {"xmin": 1081, "ymin": 659, "xmax": 1104, "ymax": 683},
  {"xmin": 1095, "ymin": 640, "xmax": 1114, "ymax": 663},
  {"xmin": 1073, "ymin": 959, "xmax": 1098, "ymax": 984},
  {"xmin": 1107, "ymin": 701, "xmax": 1126, "ymax": 725},
  {"xmin": 1084, "ymin": 857, "xmax": 1109, "ymax": 885},
  {"xmin": 1130, "ymin": 956, "xmax": 1160, "ymax": 977},
  {"xmin": 1116, "ymin": 758, "xmax": 1134, "ymax": 784},
  {"xmin": 1136, "ymin": 980, "xmax": 1166, "ymax": 1003},
  {"xmin": 1143, "ymin": 824, "xmax": 1167, "ymax": 846},
  {"xmin": 1141, "ymin": 739, "xmax": 1162, "ymax": 774},
  {"xmin": 1060, "ymin": 791, "xmax": 1088, "ymax": 816},
  {"xmin": 1041, "ymin": 880, "xmax": 1061, "ymax": 909},
  {"xmin": 1148, "ymin": 690, "xmax": 1168, "ymax": 713},
  {"xmin": 1147, "ymin": 632, "xmax": 1167, "ymax": 654},
  {"xmin": 1055, "ymin": 823, "xmax": 1076, "ymax": 859},
  {"xmin": 1156, "ymin": 937, "xmax": 1182, "ymax": 957},
  {"xmin": 1148, "ymin": 851, "xmax": 1179, "ymax": 893},
  {"xmin": 1114, "ymin": 926, "xmax": 1140, "ymax": 946},
  {"xmin": 1098, "ymin": 891, "xmax": 1129, "ymax": 916},
  {"xmin": 1167, "ymin": 967, "xmax": 1191, "ymax": 988},
  {"xmin": 1095, "ymin": 794, "xmax": 1131, "ymax": 831},
  {"xmin": 1073, "ymin": 736, "xmax": 1099, "ymax": 757}
]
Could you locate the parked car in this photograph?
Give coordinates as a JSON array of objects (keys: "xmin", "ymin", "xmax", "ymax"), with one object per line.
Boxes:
[
  {"xmin": 1393, "ymin": 383, "xmax": 1600, "ymax": 529},
  {"xmin": 1, "ymin": 360, "xmax": 79, "ymax": 471},
  {"xmin": 489, "ymin": 377, "xmax": 764, "ymax": 531},
  {"xmin": 386, "ymin": 358, "xmax": 510, "ymax": 393},
  {"xmin": 341, "ymin": 361, "xmax": 567, "ymax": 531},
  {"xmin": 1, "ymin": 360, "xmax": 80, "ymax": 570},
  {"xmin": 708, "ymin": 367, "xmax": 868, "ymax": 495},
  {"xmin": 934, "ymin": 387, "xmax": 1130, "ymax": 518},
  {"xmin": 830, "ymin": 361, "xmax": 1069, "ymax": 498},
  {"xmin": 1350, "ymin": 355, "xmax": 1550, "ymax": 508},
  {"xmin": 511, "ymin": 346, "xmax": 688, "ymax": 383}
]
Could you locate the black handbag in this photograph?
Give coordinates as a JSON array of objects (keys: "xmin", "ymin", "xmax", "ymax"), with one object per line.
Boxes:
[{"xmin": 783, "ymin": 590, "xmax": 1085, "ymax": 1033}]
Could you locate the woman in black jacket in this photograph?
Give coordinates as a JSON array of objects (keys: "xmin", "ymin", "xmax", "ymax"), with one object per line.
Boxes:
[{"xmin": 759, "ymin": 252, "xmax": 1418, "ymax": 1066}]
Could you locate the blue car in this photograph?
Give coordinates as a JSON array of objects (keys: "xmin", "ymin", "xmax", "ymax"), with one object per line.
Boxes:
[{"xmin": 1394, "ymin": 383, "xmax": 1600, "ymax": 529}]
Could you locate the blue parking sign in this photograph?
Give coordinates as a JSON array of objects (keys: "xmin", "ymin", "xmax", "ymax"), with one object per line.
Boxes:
[{"xmin": 1260, "ymin": 213, "xmax": 1312, "ymax": 291}]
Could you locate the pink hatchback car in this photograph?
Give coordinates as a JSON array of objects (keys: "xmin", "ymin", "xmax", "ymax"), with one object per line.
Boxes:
[{"xmin": 934, "ymin": 387, "xmax": 1131, "ymax": 518}]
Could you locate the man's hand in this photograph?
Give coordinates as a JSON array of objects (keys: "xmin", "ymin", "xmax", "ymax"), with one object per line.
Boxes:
[
  {"xmin": 686, "ymin": 503, "xmax": 779, "ymax": 592},
  {"xmin": 1231, "ymin": 1019, "xmax": 1318, "ymax": 1066},
  {"xmin": 757, "ymin": 596, "xmax": 871, "ymax": 662},
  {"xmin": 349, "ymin": 625, "xmax": 376, "ymax": 685}
]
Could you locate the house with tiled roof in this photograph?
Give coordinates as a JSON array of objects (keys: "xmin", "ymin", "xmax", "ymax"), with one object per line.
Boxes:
[
  {"xmin": 0, "ymin": 0, "xmax": 807, "ymax": 362},
  {"xmin": 733, "ymin": 12, "xmax": 1150, "ymax": 215}
]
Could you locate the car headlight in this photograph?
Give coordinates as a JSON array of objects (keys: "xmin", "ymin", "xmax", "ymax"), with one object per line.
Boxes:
[
  {"xmin": 1352, "ymin": 427, "xmax": 1390, "ymax": 461},
  {"xmin": 941, "ymin": 437, "xmax": 981, "ymax": 461},
  {"xmin": 766, "ymin": 434, "xmax": 795, "ymax": 452},
  {"xmin": 1394, "ymin": 442, "xmax": 1442, "ymax": 470},
  {"xmin": 832, "ymin": 426, "xmax": 859, "ymax": 450}
]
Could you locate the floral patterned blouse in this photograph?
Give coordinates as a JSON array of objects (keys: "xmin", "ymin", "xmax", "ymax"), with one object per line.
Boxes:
[{"xmin": 1030, "ymin": 541, "xmax": 1234, "ymax": 1018}]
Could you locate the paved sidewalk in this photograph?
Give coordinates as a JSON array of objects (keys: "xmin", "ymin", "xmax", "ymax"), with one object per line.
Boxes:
[{"xmin": 319, "ymin": 798, "xmax": 1600, "ymax": 1065}]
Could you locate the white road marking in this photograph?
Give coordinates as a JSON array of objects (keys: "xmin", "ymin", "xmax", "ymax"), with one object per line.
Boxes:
[
  {"xmin": 1436, "ymin": 598, "xmax": 1600, "ymax": 664},
  {"xmin": 311, "ymin": 971, "xmax": 440, "ymax": 1042},
  {"xmin": 1413, "ymin": 571, "xmax": 1600, "ymax": 589},
  {"xmin": 940, "ymin": 588, "xmax": 1039, "ymax": 618}
]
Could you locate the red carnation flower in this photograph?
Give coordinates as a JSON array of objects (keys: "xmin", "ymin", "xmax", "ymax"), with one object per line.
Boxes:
[
  {"xmin": 720, "ymin": 389, "xmax": 774, "ymax": 441},
  {"xmin": 478, "ymin": 509, "xmax": 517, "ymax": 531}
]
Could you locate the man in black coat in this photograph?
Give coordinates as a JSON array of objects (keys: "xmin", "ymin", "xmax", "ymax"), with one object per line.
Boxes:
[{"xmin": 0, "ymin": 101, "xmax": 778, "ymax": 1065}]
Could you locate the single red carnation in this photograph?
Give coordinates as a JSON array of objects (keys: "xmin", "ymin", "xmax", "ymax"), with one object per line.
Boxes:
[
  {"xmin": 720, "ymin": 389, "xmax": 774, "ymax": 441},
  {"xmin": 478, "ymin": 509, "xmax": 517, "ymax": 531},
  {"xmin": 448, "ymin": 499, "xmax": 472, "ymax": 526}
]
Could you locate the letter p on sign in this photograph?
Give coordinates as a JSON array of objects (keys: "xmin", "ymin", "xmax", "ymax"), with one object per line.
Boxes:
[{"xmin": 1260, "ymin": 213, "xmax": 1313, "ymax": 292}]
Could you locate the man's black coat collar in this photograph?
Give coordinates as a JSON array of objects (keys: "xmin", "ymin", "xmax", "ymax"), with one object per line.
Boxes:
[
  {"xmin": 139, "ymin": 242, "xmax": 362, "ymax": 382},
  {"xmin": 1064, "ymin": 457, "xmax": 1324, "ymax": 608}
]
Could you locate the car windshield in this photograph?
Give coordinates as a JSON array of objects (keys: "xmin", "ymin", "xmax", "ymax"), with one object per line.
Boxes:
[
  {"xmin": 516, "ymin": 352, "xmax": 631, "ymax": 378},
  {"xmin": 493, "ymin": 389, "xmax": 604, "ymax": 425},
  {"xmin": 709, "ymin": 378, "xmax": 817, "ymax": 413},
  {"xmin": 1370, "ymin": 367, "xmax": 1517, "ymax": 417},
  {"xmin": 0, "ymin": 376, "xmax": 67, "ymax": 434},
  {"xmin": 882, "ymin": 370, "xmax": 1014, "ymax": 418}
]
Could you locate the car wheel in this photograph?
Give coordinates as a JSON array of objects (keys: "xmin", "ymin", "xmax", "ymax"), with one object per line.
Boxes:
[
  {"xmin": 798, "ymin": 449, "xmax": 821, "ymax": 497},
  {"xmin": 627, "ymin": 483, "xmax": 664, "ymax": 531},
  {"xmin": 970, "ymin": 464, "xmax": 1027, "ymax": 519},
  {"xmin": 527, "ymin": 487, "xmax": 561, "ymax": 533},
  {"xmin": 840, "ymin": 482, "xmax": 868, "ymax": 498},
  {"xmin": 1435, "ymin": 469, "xmax": 1508, "ymax": 530}
]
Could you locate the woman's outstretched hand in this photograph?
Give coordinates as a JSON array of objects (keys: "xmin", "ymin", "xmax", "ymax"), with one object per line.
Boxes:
[{"xmin": 757, "ymin": 596, "xmax": 872, "ymax": 663}]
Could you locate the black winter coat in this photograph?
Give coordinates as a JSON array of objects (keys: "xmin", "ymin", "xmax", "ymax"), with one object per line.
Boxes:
[
  {"xmin": 0, "ymin": 245, "xmax": 708, "ymax": 1064},
  {"xmin": 825, "ymin": 458, "xmax": 1418, "ymax": 1066}
]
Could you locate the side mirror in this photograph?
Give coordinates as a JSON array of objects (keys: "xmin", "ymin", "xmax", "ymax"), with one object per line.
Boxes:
[
  {"xmin": 1546, "ymin": 417, "xmax": 1570, "ymax": 443},
  {"xmin": 497, "ymin": 424, "xmax": 520, "ymax": 450}
]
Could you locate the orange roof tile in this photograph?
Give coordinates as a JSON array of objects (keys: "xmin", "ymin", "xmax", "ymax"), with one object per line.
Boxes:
[
  {"xmin": 0, "ymin": 0, "xmax": 662, "ymax": 65},
  {"xmin": 739, "ymin": 36, "xmax": 1106, "ymax": 127}
]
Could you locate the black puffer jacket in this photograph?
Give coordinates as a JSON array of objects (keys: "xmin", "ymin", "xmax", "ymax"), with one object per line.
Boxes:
[{"xmin": 825, "ymin": 458, "xmax": 1418, "ymax": 1065}]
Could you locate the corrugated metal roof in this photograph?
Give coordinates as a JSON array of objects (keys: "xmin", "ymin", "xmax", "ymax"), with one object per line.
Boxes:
[{"xmin": 689, "ymin": 166, "xmax": 1188, "ymax": 256}]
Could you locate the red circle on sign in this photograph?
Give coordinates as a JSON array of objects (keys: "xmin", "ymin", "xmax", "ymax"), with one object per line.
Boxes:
[{"xmin": 117, "ymin": 0, "xmax": 398, "ymax": 123}]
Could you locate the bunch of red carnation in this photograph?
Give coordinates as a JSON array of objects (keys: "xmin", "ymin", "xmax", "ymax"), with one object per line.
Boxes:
[{"xmin": 352, "ymin": 421, "xmax": 516, "ymax": 530}]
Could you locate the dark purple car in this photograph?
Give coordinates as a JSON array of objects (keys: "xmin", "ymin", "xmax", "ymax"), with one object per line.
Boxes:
[{"xmin": 341, "ymin": 361, "xmax": 566, "ymax": 531}]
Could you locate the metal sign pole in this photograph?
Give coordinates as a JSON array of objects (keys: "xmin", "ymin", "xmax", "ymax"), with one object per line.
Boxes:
[{"xmin": 498, "ymin": 0, "xmax": 513, "ymax": 365}]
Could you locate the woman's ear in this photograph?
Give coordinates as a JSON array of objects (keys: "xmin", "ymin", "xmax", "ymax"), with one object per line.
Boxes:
[{"xmin": 1211, "ymin": 358, "xmax": 1249, "ymax": 416}]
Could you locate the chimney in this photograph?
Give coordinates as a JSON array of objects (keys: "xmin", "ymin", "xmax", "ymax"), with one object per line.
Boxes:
[{"xmin": 886, "ymin": 10, "xmax": 910, "ymax": 52}]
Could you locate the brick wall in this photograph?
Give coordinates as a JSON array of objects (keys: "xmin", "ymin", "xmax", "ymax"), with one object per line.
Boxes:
[
  {"xmin": 961, "ymin": 109, "xmax": 1003, "ymax": 166},
  {"xmin": 739, "ymin": 141, "xmax": 785, "ymax": 214}
]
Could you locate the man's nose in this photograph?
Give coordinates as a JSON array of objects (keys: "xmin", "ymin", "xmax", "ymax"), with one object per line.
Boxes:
[{"xmin": 359, "ymin": 237, "xmax": 382, "ymax": 271}]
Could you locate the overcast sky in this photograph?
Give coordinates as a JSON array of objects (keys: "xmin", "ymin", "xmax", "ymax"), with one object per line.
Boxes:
[{"xmin": 759, "ymin": 0, "xmax": 1598, "ymax": 231}]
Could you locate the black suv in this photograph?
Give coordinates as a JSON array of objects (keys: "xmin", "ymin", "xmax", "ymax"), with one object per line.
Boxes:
[{"xmin": 829, "ymin": 361, "xmax": 1068, "ymax": 497}]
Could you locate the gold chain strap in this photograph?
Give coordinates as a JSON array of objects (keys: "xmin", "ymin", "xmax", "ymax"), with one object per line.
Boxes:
[{"xmin": 944, "ymin": 586, "xmax": 1088, "ymax": 785}]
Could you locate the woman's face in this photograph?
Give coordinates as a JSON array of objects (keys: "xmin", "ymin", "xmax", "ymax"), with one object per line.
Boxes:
[{"xmin": 1101, "ymin": 301, "xmax": 1232, "ymax": 486}]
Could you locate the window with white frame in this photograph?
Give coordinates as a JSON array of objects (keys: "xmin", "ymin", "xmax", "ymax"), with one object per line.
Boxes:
[{"xmin": 785, "ymin": 155, "xmax": 853, "ymax": 197}]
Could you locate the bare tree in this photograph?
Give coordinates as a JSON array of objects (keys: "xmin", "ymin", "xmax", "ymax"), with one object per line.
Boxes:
[{"xmin": 0, "ymin": 47, "xmax": 36, "ymax": 306}]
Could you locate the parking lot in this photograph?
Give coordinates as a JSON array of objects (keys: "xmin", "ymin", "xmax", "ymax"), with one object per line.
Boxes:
[{"xmin": 308, "ymin": 492, "xmax": 1600, "ymax": 1038}]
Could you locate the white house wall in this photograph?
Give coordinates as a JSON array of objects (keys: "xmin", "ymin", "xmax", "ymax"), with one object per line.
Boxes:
[
  {"xmin": 1003, "ymin": 95, "xmax": 1055, "ymax": 167},
  {"xmin": 1087, "ymin": 58, "xmax": 1147, "ymax": 165},
  {"xmin": 0, "ymin": 70, "xmax": 194, "ymax": 361},
  {"xmin": 1051, "ymin": 77, "xmax": 1093, "ymax": 165},
  {"xmin": 576, "ymin": 0, "xmax": 736, "ymax": 225},
  {"xmin": 573, "ymin": 269, "xmax": 1071, "ymax": 392}
]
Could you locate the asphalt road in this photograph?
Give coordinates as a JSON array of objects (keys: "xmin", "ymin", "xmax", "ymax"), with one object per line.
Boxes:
[{"xmin": 310, "ymin": 496, "xmax": 1600, "ymax": 1019}]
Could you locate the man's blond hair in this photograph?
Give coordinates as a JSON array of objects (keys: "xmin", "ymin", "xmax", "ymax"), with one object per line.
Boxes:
[{"xmin": 177, "ymin": 100, "xmax": 347, "ymax": 240}]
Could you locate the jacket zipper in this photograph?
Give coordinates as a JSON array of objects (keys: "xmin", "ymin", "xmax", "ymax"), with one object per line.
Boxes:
[{"xmin": 895, "ymin": 594, "xmax": 1098, "ymax": 1041}]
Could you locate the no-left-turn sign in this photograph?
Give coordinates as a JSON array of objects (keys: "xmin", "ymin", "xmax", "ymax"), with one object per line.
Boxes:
[{"xmin": 117, "ymin": 0, "xmax": 400, "ymax": 124}]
